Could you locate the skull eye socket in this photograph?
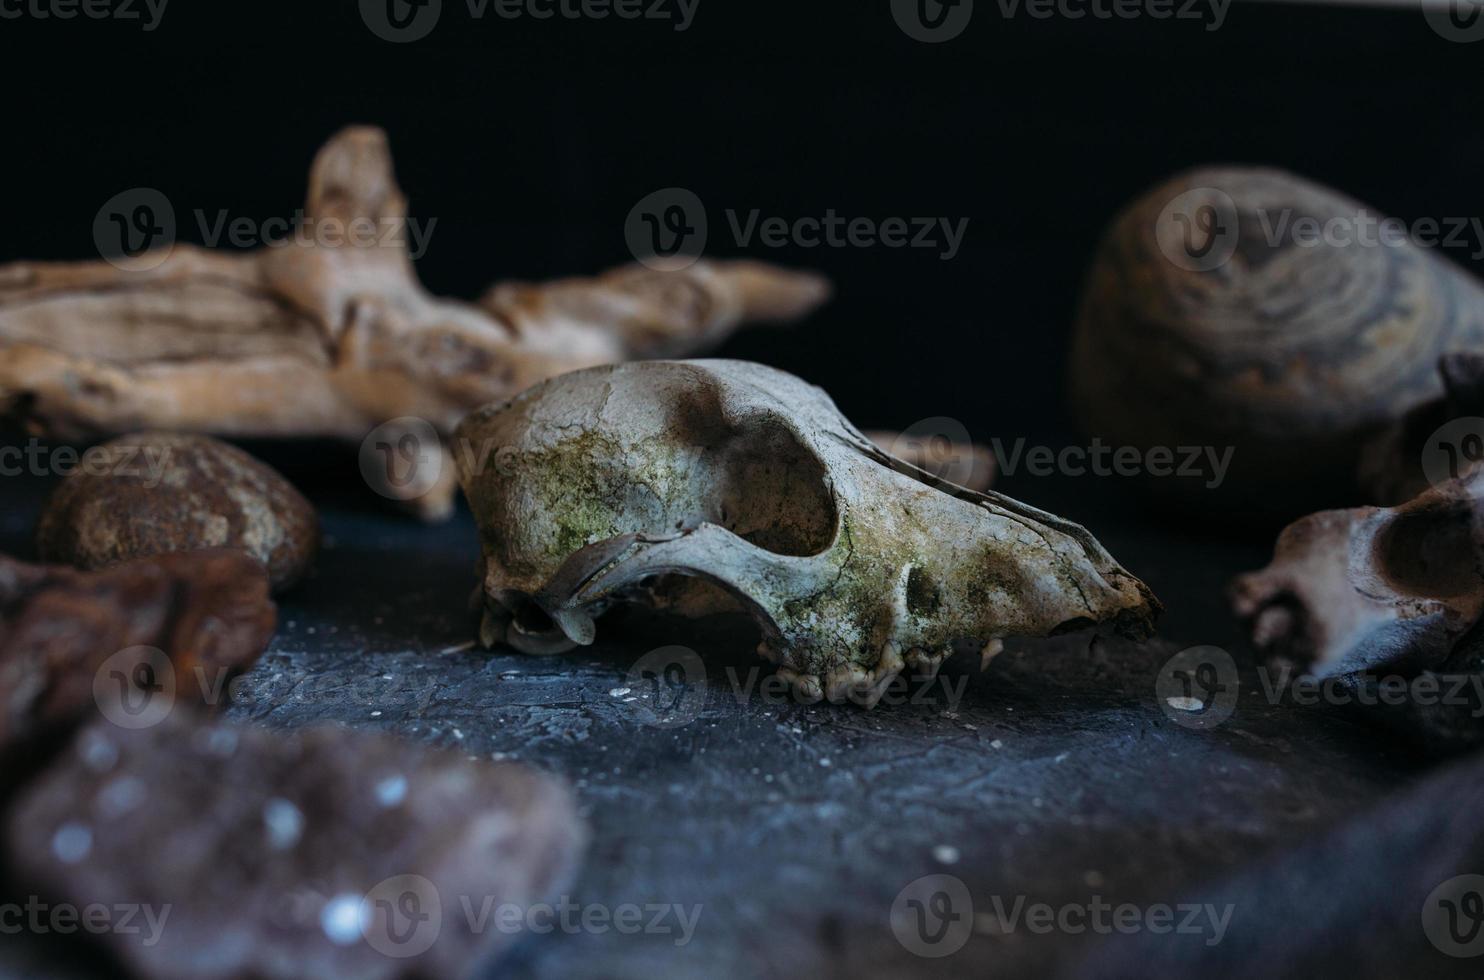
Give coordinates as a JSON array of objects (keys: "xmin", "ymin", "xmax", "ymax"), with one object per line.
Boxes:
[
  {"xmin": 708, "ymin": 418, "xmax": 837, "ymax": 557},
  {"xmin": 1375, "ymin": 499, "xmax": 1481, "ymax": 600}
]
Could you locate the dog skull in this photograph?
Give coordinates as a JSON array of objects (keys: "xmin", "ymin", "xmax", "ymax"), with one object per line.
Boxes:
[{"xmin": 457, "ymin": 360, "xmax": 1160, "ymax": 705}]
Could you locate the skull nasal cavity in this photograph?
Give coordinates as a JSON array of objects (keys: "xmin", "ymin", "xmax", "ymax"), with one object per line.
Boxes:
[{"xmin": 706, "ymin": 419, "xmax": 837, "ymax": 557}]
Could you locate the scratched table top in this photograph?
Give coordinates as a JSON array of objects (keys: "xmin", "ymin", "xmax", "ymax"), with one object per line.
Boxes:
[{"xmin": 0, "ymin": 442, "xmax": 1470, "ymax": 980}]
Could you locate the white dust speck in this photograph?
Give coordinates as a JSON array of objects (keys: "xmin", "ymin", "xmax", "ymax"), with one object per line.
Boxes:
[
  {"xmin": 933, "ymin": 845, "xmax": 961, "ymax": 865},
  {"xmin": 1166, "ymin": 696, "xmax": 1205, "ymax": 712},
  {"xmin": 99, "ymin": 777, "xmax": 146, "ymax": 817},
  {"xmin": 374, "ymin": 775, "xmax": 408, "ymax": 807},
  {"xmin": 264, "ymin": 799, "xmax": 304, "ymax": 851},
  {"xmin": 609, "ymin": 688, "xmax": 632, "ymax": 697},
  {"xmin": 320, "ymin": 894, "xmax": 366, "ymax": 945},
  {"xmin": 79, "ymin": 731, "xmax": 118, "ymax": 772},
  {"xmin": 52, "ymin": 823, "xmax": 92, "ymax": 864},
  {"xmin": 990, "ymin": 739, "xmax": 1004, "ymax": 749}
]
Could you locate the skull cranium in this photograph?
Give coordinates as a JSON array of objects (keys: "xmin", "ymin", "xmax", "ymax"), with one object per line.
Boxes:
[{"xmin": 456, "ymin": 360, "xmax": 1160, "ymax": 705}]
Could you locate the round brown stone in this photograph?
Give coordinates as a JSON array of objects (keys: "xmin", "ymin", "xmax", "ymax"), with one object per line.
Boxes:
[{"xmin": 36, "ymin": 433, "xmax": 319, "ymax": 593}]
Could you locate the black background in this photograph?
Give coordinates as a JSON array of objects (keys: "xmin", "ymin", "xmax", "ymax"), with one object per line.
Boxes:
[
  {"xmin": 2, "ymin": 7, "xmax": 1483, "ymax": 978},
  {"xmin": 0, "ymin": 0, "xmax": 1479, "ymax": 444}
]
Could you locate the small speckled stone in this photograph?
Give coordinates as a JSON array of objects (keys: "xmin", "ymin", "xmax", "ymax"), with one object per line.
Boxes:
[
  {"xmin": 36, "ymin": 433, "xmax": 319, "ymax": 593},
  {"xmin": 7, "ymin": 716, "xmax": 587, "ymax": 980}
]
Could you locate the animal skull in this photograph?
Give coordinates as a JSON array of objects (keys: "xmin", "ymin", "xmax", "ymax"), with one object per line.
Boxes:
[
  {"xmin": 457, "ymin": 360, "xmax": 1160, "ymax": 705},
  {"xmin": 1232, "ymin": 467, "xmax": 1484, "ymax": 676}
]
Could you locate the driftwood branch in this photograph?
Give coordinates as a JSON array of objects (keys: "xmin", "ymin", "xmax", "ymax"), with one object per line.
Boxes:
[{"xmin": 0, "ymin": 127, "xmax": 830, "ymax": 517}]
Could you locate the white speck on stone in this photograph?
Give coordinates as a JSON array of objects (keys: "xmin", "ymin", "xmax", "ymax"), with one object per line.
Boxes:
[
  {"xmin": 374, "ymin": 775, "xmax": 408, "ymax": 808},
  {"xmin": 933, "ymin": 845, "xmax": 960, "ymax": 865},
  {"xmin": 963, "ymin": 724, "xmax": 977, "ymax": 732},
  {"xmin": 453, "ymin": 729, "xmax": 464, "ymax": 740},
  {"xmin": 990, "ymin": 739, "xmax": 1004, "ymax": 749},
  {"xmin": 818, "ymin": 758, "xmax": 832, "ymax": 767},
  {"xmin": 609, "ymin": 687, "xmax": 631, "ymax": 697},
  {"xmin": 1166, "ymin": 696, "xmax": 1205, "ymax": 712},
  {"xmin": 79, "ymin": 731, "xmax": 118, "ymax": 772},
  {"xmin": 199, "ymin": 728, "xmax": 239, "ymax": 758},
  {"xmin": 1054, "ymin": 752, "xmax": 1069, "ymax": 763},
  {"xmin": 320, "ymin": 894, "xmax": 366, "ymax": 946},
  {"xmin": 264, "ymin": 799, "xmax": 304, "ymax": 851},
  {"xmin": 99, "ymin": 777, "xmax": 147, "ymax": 817},
  {"xmin": 370, "ymin": 711, "xmax": 382, "ymax": 718},
  {"xmin": 382, "ymin": 674, "xmax": 394, "ymax": 681},
  {"xmin": 52, "ymin": 823, "xmax": 92, "ymax": 864}
]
